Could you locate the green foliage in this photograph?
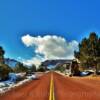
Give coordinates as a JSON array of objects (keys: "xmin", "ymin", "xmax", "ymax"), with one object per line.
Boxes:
[
  {"xmin": 0, "ymin": 46, "xmax": 5, "ymax": 64},
  {"xmin": 0, "ymin": 46, "xmax": 5, "ymax": 56},
  {"xmin": 14, "ymin": 62, "xmax": 28, "ymax": 73},
  {"xmin": 55, "ymin": 66, "xmax": 66, "ymax": 72},
  {"xmin": 37, "ymin": 65, "xmax": 45, "ymax": 72},
  {"xmin": 74, "ymin": 32, "xmax": 100, "ymax": 74},
  {"xmin": 0, "ymin": 64, "xmax": 11, "ymax": 80},
  {"xmin": 29, "ymin": 64, "xmax": 36, "ymax": 72},
  {"xmin": 0, "ymin": 46, "xmax": 12, "ymax": 80}
]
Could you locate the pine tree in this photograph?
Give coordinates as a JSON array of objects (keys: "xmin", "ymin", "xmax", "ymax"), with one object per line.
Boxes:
[{"xmin": 74, "ymin": 32, "xmax": 100, "ymax": 74}]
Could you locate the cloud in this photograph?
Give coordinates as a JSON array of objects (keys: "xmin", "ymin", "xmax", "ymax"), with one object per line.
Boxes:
[
  {"xmin": 17, "ymin": 55, "xmax": 43, "ymax": 68},
  {"xmin": 21, "ymin": 34, "xmax": 79, "ymax": 66},
  {"xmin": 22, "ymin": 55, "xmax": 43, "ymax": 68}
]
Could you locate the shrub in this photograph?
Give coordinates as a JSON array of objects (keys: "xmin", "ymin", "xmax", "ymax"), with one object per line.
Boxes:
[{"xmin": 0, "ymin": 64, "xmax": 11, "ymax": 80}]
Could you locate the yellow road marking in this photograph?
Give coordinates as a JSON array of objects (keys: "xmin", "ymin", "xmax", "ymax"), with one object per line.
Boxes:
[{"xmin": 49, "ymin": 73, "xmax": 55, "ymax": 100}]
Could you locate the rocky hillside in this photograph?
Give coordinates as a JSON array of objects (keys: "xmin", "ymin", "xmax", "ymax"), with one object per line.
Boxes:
[{"xmin": 41, "ymin": 59, "xmax": 73, "ymax": 67}]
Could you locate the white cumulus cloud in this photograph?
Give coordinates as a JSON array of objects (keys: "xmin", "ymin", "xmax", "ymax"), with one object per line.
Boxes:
[{"xmin": 21, "ymin": 34, "xmax": 79, "ymax": 66}]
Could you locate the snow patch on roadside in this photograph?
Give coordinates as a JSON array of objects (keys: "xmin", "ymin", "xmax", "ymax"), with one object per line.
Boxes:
[{"xmin": 0, "ymin": 79, "xmax": 31, "ymax": 94}]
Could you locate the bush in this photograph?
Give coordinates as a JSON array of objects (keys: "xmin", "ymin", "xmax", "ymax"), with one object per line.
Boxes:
[
  {"xmin": 37, "ymin": 66, "xmax": 45, "ymax": 72},
  {"xmin": 55, "ymin": 66, "xmax": 66, "ymax": 72},
  {"xmin": 14, "ymin": 62, "xmax": 28, "ymax": 73},
  {"xmin": 29, "ymin": 64, "xmax": 36, "ymax": 72},
  {"xmin": 0, "ymin": 64, "xmax": 11, "ymax": 80}
]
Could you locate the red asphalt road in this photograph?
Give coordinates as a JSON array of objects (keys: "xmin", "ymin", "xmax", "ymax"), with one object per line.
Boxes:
[
  {"xmin": 1, "ymin": 72, "xmax": 100, "ymax": 100},
  {"xmin": 0, "ymin": 73, "xmax": 51, "ymax": 100},
  {"xmin": 54, "ymin": 72, "xmax": 100, "ymax": 100}
]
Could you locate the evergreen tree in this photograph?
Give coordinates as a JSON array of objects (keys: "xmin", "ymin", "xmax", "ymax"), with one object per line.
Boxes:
[
  {"xmin": 74, "ymin": 32, "xmax": 100, "ymax": 74},
  {"xmin": 29, "ymin": 64, "xmax": 36, "ymax": 72},
  {"xmin": 0, "ymin": 46, "xmax": 12, "ymax": 80},
  {"xmin": 0, "ymin": 46, "xmax": 5, "ymax": 64},
  {"xmin": 14, "ymin": 62, "xmax": 28, "ymax": 73},
  {"xmin": 0, "ymin": 64, "xmax": 12, "ymax": 80}
]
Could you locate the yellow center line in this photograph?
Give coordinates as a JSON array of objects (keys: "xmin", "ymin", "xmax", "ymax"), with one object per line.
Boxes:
[{"xmin": 49, "ymin": 73, "xmax": 55, "ymax": 100}]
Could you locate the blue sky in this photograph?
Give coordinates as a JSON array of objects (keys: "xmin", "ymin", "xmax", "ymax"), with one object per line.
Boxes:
[{"xmin": 0, "ymin": 0, "xmax": 100, "ymax": 65}]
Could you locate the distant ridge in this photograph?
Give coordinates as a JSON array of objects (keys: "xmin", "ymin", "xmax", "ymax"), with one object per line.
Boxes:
[
  {"xmin": 5, "ymin": 58, "xmax": 18, "ymax": 68},
  {"xmin": 41, "ymin": 59, "xmax": 73, "ymax": 66}
]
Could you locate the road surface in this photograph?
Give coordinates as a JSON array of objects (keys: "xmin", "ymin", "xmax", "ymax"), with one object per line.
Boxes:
[
  {"xmin": 54, "ymin": 72, "xmax": 100, "ymax": 100},
  {"xmin": 0, "ymin": 73, "xmax": 51, "ymax": 100},
  {"xmin": 0, "ymin": 72, "xmax": 100, "ymax": 100}
]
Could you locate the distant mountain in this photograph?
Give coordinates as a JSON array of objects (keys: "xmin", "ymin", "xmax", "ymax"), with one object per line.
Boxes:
[
  {"xmin": 5, "ymin": 58, "xmax": 18, "ymax": 68},
  {"xmin": 41, "ymin": 59, "xmax": 73, "ymax": 67}
]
